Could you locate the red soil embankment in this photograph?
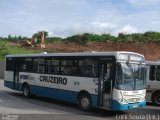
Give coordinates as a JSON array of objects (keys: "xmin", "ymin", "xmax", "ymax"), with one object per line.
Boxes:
[{"xmin": 45, "ymin": 42, "xmax": 160, "ymax": 61}]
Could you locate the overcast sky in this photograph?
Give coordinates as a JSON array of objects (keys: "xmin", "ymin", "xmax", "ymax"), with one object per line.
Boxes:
[{"xmin": 0, "ymin": 0, "xmax": 160, "ymax": 37}]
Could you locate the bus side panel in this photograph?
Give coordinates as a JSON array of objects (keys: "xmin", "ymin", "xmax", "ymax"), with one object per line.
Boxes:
[
  {"xmin": 4, "ymin": 81, "xmax": 22, "ymax": 91},
  {"xmin": 4, "ymin": 80, "xmax": 14, "ymax": 89},
  {"xmin": 3, "ymin": 71, "xmax": 99, "ymax": 107},
  {"xmin": 146, "ymin": 90, "xmax": 152, "ymax": 101},
  {"xmin": 4, "ymin": 71, "xmax": 14, "ymax": 82},
  {"xmin": 91, "ymin": 95, "xmax": 98, "ymax": 107},
  {"xmin": 19, "ymin": 72, "xmax": 99, "ymax": 107},
  {"xmin": 29, "ymin": 85, "xmax": 98, "ymax": 107},
  {"xmin": 4, "ymin": 71, "xmax": 14, "ymax": 89},
  {"xmin": 30, "ymin": 85, "xmax": 78, "ymax": 103},
  {"xmin": 56, "ymin": 76, "xmax": 99, "ymax": 107}
]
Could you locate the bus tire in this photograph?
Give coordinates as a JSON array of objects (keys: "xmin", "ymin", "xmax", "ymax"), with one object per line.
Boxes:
[
  {"xmin": 78, "ymin": 93, "xmax": 92, "ymax": 111},
  {"xmin": 22, "ymin": 85, "xmax": 30, "ymax": 98},
  {"xmin": 152, "ymin": 92, "xmax": 160, "ymax": 106}
]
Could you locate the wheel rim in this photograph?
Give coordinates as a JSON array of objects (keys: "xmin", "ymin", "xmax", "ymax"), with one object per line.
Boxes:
[
  {"xmin": 24, "ymin": 87, "xmax": 28, "ymax": 96},
  {"xmin": 155, "ymin": 95, "xmax": 160, "ymax": 104},
  {"xmin": 81, "ymin": 98, "xmax": 90, "ymax": 108}
]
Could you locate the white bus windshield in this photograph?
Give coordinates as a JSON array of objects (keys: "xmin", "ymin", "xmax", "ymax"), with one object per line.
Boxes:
[{"xmin": 116, "ymin": 62, "xmax": 145, "ymax": 90}]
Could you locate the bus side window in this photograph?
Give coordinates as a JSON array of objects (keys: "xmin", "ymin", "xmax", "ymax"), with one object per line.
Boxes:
[
  {"xmin": 156, "ymin": 66, "xmax": 160, "ymax": 81},
  {"xmin": 33, "ymin": 58, "xmax": 45, "ymax": 73},
  {"xmin": 149, "ymin": 66, "xmax": 156, "ymax": 81},
  {"xmin": 79, "ymin": 59, "xmax": 98, "ymax": 77},
  {"xmin": 60, "ymin": 60, "xmax": 78, "ymax": 76},
  {"xmin": 6, "ymin": 58, "xmax": 14, "ymax": 71},
  {"xmin": 46, "ymin": 59, "xmax": 60, "ymax": 74},
  {"xmin": 20, "ymin": 58, "xmax": 33, "ymax": 72}
]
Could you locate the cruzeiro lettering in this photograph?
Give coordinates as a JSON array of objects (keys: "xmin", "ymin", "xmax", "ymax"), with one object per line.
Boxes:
[{"xmin": 40, "ymin": 76, "xmax": 67, "ymax": 85}]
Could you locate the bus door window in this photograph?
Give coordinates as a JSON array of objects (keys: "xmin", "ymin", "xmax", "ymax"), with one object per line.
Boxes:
[
  {"xmin": 156, "ymin": 66, "xmax": 160, "ymax": 81},
  {"xmin": 103, "ymin": 63, "xmax": 113, "ymax": 93}
]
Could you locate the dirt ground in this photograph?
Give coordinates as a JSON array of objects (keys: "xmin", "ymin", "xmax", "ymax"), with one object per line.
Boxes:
[
  {"xmin": 43, "ymin": 42, "xmax": 160, "ymax": 61},
  {"xmin": 17, "ymin": 41, "xmax": 160, "ymax": 61}
]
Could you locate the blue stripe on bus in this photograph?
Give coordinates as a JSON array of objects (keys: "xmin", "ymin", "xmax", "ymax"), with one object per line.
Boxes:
[
  {"xmin": 111, "ymin": 100, "xmax": 146, "ymax": 110},
  {"xmin": 4, "ymin": 80, "xmax": 98, "ymax": 107},
  {"xmin": 30, "ymin": 85, "xmax": 78, "ymax": 103},
  {"xmin": 4, "ymin": 80, "xmax": 23, "ymax": 91},
  {"xmin": 4, "ymin": 80, "xmax": 14, "ymax": 89}
]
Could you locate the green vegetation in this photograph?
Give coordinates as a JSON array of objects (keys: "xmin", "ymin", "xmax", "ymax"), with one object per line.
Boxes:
[
  {"xmin": 63, "ymin": 33, "xmax": 116, "ymax": 44},
  {"xmin": 45, "ymin": 31, "xmax": 160, "ymax": 44},
  {"xmin": 0, "ymin": 41, "xmax": 8, "ymax": 60},
  {"xmin": 6, "ymin": 35, "xmax": 27, "ymax": 42},
  {"xmin": 46, "ymin": 37, "xmax": 63, "ymax": 43},
  {"xmin": 3, "ymin": 31, "xmax": 160, "ymax": 44},
  {"xmin": 0, "ymin": 40, "xmax": 40, "ymax": 61}
]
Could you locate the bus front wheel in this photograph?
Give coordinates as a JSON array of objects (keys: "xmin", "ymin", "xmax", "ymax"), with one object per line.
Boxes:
[
  {"xmin": 152, "ymin": 92, "xmax": 160, "ymax": 106},
  {"xmin": 23, "ymin": 85, "xmax": 30, "ymax": 97},
  {"xmin": 78, "ymin": 93, "xmax": 92, "ymax": 111}
]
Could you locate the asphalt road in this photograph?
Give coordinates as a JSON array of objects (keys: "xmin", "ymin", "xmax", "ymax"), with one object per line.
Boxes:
[{"xmin": 0, "ymin": 80, "xmax": 159, "ymax": 120}]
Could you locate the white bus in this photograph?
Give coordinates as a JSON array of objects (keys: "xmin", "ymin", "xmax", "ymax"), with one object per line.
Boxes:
[
  {"xmin": 146, "ymin": 61, "xmax": 160, "ymax": 105},
  {"xmin": 4, "ymin": 51, "xmax": 146, "ymax": 111}
]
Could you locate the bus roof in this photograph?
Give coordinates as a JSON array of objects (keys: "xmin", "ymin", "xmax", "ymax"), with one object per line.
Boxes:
[
  {"xmin": 146, "ymin": 61, "xmax": 160, "ymax": 65},
  {"xmin": 6, "ymin": 51, "xmax": 144, "ymax": 58}
]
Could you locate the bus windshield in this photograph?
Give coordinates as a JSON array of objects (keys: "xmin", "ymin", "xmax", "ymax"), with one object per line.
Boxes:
[{"xmin": 116, "ymin": 62, "xmax": 145, "ymax": 90}]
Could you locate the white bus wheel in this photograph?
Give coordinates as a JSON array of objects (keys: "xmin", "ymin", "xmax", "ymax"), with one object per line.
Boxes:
[
  {"xmin": 152, "ymin": 93, "xmax": 160, "ymax": 106},
  {"xmin": 78, "ymin": 93, "xmax": 92, "ymax": 111},
  {"xmin": 23, "ymin": 85, "xmax": 30, "ymax": 97}
]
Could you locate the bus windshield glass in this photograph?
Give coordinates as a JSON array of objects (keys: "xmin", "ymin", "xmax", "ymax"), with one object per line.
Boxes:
[{"xmin": 116, "ymin": 62, "xmax": 145, "ymax": 90}]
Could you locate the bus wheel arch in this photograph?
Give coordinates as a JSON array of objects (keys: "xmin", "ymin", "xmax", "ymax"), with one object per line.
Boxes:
[
  {"xmin": 77, "ymin": 90, "xmax": 92, "ymax": 111},
  {"xmin": 151, "ymin": 91, "xmax": 160, "ymax": 106},
  {"xmin": 22, "ymin": 82, "xmax": 30, "ymax": 98}
]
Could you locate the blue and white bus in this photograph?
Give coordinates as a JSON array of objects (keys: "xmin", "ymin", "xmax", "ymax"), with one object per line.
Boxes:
[
  {"xmin": 4, "ymin": 51, "xmax": 146, "ymax": 111},
  {"xmin": 145, "ymin": 61, "xmax": 160, "ymax": 105}
]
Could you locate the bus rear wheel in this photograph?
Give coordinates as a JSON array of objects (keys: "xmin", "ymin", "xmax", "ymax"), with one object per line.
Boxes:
[
  {"xmin": 78, "ymin": 93, "xmax": 92, "ymax": 111},
  {"xmin": 23, "ymin": 85, "xmax": 30, "ymax": 97},
  {"xmin": 152, "ymin": 92, "xmax": 160, "ymax": 106}
]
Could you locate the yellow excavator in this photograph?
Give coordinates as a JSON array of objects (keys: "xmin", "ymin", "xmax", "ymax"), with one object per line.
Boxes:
[{"xmin": 22, "ymin": 31, "xmax": 46, "ymax": 48}]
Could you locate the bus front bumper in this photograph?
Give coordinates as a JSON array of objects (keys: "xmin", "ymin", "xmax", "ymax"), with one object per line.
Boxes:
[{"xmin": 111, "ymin": 100, "xmax": 146, "ymax": 111}]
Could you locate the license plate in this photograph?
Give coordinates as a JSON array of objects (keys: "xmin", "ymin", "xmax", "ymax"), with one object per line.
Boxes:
[{"xmin": 133, "ymin": 104, "xmax": 137, "ymax": 108}]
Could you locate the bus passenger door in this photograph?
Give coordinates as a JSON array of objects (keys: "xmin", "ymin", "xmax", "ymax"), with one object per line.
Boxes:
[
  {"xmin": 13, "ymin": 62, "xmax": 19, "ymax": 90},
  {"xmin": 98, "ymin": 62, "xmax": 113, "ymax": 109}
]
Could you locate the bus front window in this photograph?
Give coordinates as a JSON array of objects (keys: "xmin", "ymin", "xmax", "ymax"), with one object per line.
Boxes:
[{"xmin": 116, "ymin": 62, "xmax": 145, "ymax": 90}]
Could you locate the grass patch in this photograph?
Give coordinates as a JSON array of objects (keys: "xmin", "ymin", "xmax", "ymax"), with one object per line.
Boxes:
[{"xmin": 0, "ymin": 40, "xmax": 43, "ymax": 61}]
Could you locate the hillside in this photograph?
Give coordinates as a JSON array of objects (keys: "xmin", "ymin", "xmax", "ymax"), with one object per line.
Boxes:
[
  {"xmin": 45, "ymin": 42, "xmax": 160, "ymax": 61},
  {"xmin": 0, "ymin": 41, "xmax": 42, "ymax": 61},
  {"xmin": 1, "ymin": 31, "xmax": 160, "ymax": 61},
  {"xmin": 1, "ymin": 40, "xmax": 160, "ymax": 61}
]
